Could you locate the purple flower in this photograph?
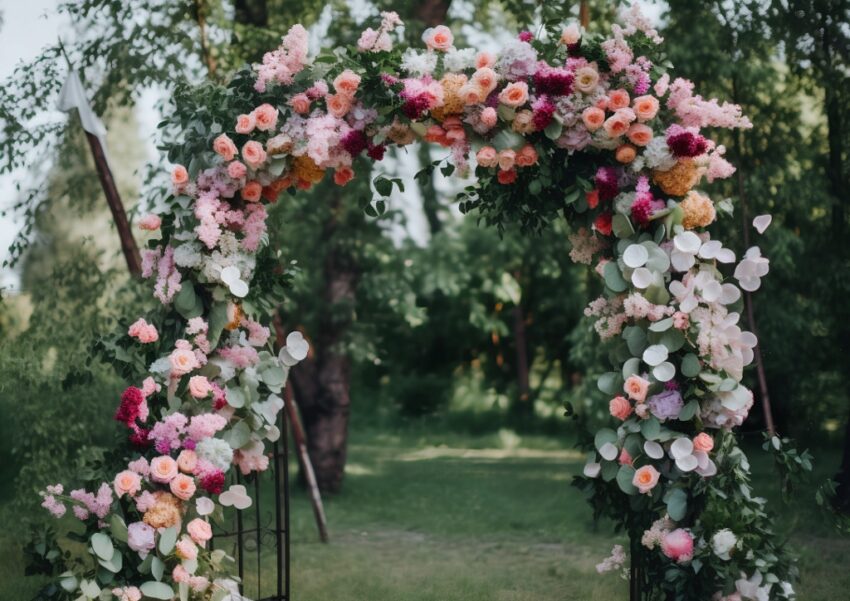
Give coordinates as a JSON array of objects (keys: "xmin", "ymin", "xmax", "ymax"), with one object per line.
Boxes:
[
  {"xmin": 647, "ymin": 390, "xmax": 684, "ymax": 421},
  {"xmin": 127, "ymin": 522, "xmax": 156, "ymax": 557}
]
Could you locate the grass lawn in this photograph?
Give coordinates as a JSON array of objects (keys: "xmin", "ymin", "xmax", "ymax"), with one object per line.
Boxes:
[{"xmin": 2, "ymin": 426, "xmax": 848, "ymax": 600}]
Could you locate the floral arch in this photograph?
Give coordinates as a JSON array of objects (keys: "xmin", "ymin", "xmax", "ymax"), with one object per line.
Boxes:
[{"xmin": 38, "ymin": 5, "xmax": 797, "ymax": 601}]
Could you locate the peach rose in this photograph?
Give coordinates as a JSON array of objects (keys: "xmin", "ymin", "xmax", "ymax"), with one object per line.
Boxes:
[
  {"xmin": 150, "ymin": 456, "xmax": 179, "ymax": 483},
  {"xmin": 476, "ymin": 146, "xmax": 498, "ymax": 168},
  {"xmin": 624, "ymin": 375, "xmax": 650, "ymax": 402},
  {"xmin": 186, "ymin": 518, "xmax": 213, "ymax": 545},
  {"xmin": 471, "ymin": 68, "xmax": 498, "ymax": 95},
  {"xmin": 693, "ymin": 433, "xmax": 714, "ymax": 453},
  {"xmin": 114, "ymin": 470, "xmax": 142, "ymax": 497},
  {"xmin": 235, "ymin": 113, "xmax": 256, "ymax": 134},
  {"xmin": 608, "ymin": 89, "xmax": 631, "ymax": 110},
  {"xmin": 560, "ymin": 23, "xmax": 581, "ymax": 46},
  {"xmin": 326, "ymin": 93, "xmax": 351, "ymax": 118},
  {"xmin": 581, "ymin": 107, "xmax": 606, "ymax": 132},
  {"xmin": 633, "ymin": 464, "xmax": 661, "ymax": 494},
  {"xmin": 574, "ymin": 66, "xmax": 599, "ymax": 93},
  {"xmin": 603, "ymin": 113, "xmax": 631, "ymax": 139},
  {"xmin": 497, "ymin": 169, "xmax": 517, "ymax": 184},
  {"xmin": 241, "ymin": 140, "xmax": 267, "ymax": 169},
  {"xmin": 499, "ymin": 82, "xmax": 529, "ymax": 108},
  {"xmin": 333, "ymin": 69, "xmax": 361, "ymax": 98},
  {"xmin": 515, "ymin": 144, "xmax": 538, "ymax": 167},
  {"xmin": 475, "ymin": 51, "xmax": 496, "ymax": 69},
  {"xmin": 177, "ymin": 449, "xmax": 197, "ymax": 474},
  {"xmin": 171, "ymin": 165, "xmax": 189, "ymax": 186},
  {"xmin": 424, "ymin": 25, "xmax": 453, "ymax": 51},
  {"xmin": 627, "ymin": 123, "xmax": 653, "ymax": 146},
  {"xmin": 175, "ymin": 537, "xmax": 198, "ymax": 561},
  {"xmin": 615, "ymin": 144, "xmax": 637, "ymax": 164},
  {"xmin": 633, "ymin": 95, "xmax": 660, "ymax": 122},
  {"xmin": 289, "ymin": 93, "xmax": 311, "ymax": 115},
  {"xmin": 169, "ymin": 474, "xmax": 197, "ymax": 501},
  {"xmin": 169, "ymin": 348, "xmax": 199, "ymax": 377},
  {"xmin": 498, "ymin": 149, "xmax": 516, "ymax": 171},
  {"xmin": 188, "ymin": 375, "xmax": 211, "ymax": 398},
  {"xmin": 333, "ymin": 166, "xmax": 354, "ymax": 186},
  {"xmin": 138, "ymin": 214, "xmax": 161, "ymax": 231},
  {"xmin": 459, "ymin": 83, "xmax": 485, "ymax": 105},
  {"xmin": 609, "ymin": 395, "xmax": 632, "ymax": 421},
  {"xmin": 213, "ymin": 134, "xmax": 238, "ymax": 161},
  {"xmin": 241, "ymin": 181, "xmax": 262, "ymax": 202}
]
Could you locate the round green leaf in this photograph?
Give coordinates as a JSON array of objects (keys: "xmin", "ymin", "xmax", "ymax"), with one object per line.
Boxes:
[{"xmin": 141, "ymin": 581, "xmax": 175, "ymax": 600}]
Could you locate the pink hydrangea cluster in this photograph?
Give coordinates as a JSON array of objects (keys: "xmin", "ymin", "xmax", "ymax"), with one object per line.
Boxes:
[{"xmin": 254, "ymin": 24, "xmax": 309, "ymax": 92}]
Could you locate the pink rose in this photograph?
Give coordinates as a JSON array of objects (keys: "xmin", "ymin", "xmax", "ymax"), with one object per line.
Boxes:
[
  {"xmin": 187, "ymin": 518, "xmax": 213, "ymax": 545},
  {"xmin": 581, "ymin": 107, "xmax": 606, "ymax": 131},
  {"xmin": 632, "ymin": 464, "xmax": 660, "ymax": 494},
  {"xmin": 471, "ymin": 68, "xmax": 498, "ymax": 95},
  {"xmin": 171, "ymin": 165, "xmax": 189, "ymax": 187},
  {"xmin": 475, "ymin": 51, "xmax": 496, "ymax": 69},
  {"xmin": 128, "ymin": 318, "xmax": 158, "ymax": 344},
  {"xmin": 138, "ymin": 214, "xmax": 161, "ymax": 231},
  {"xmin": 333, "ymin": 69, "xmax": 362, "ymax": 98},
  {"xmin": 227, "ymin": 161, "xmax": 247, "ymax": 180},
  {"xmin": 498, "ymin": 149, "xmax": 516, "ymax": 171},
  {"xmin": 127, "ymin": 521, "xmax": 155, "ymax": 556},
  {"xmin": 290, "ymin": 93, "xmax": 311, "ymax": 114},
  {"xmin": 560, "ymin": 24, "xmax": 581, "ymax": 46},
  {"xmin": 624, "ymin": 375, "xmax": 650, "ymax": 402},
  {"xmin": 177, "ymin": 449, "xmax": 197, "ymax": 474},
  {"xmin": 188, "ymin": 375, "xmax": 211, "ymax": 399},
  {"xmin": 189, "ymin": 576, "xmax": 209, "ymax": 593},
  {"xmin": 334, "ymin": 166, "xmax": 354, "ymax": 186},
  {"xmin": 499, "ymin": 81, "xmax": 529, "ymax": 108},
  {"xmin": 515, "ymin": 144, "xmax": 538, "ymax": 168},
  {"xmin": 169, "ymin": 474, "xmax": 197, "ymax": 501},
  {"xmin": 252, "ymin": 103, "xmax": 278, "ymax": 131},
  {"xmin": 693, "ymin": 432, "xmax": 714, "ymax": 453},
  {"xmin": 172, "ymin": 564, "xmax": 190, "ymax": 584},
  {"xmin": 241, "ymin": 141, "xmax": 267, "ymax": 169},
  {"xmin": 326, "ymin": 94, "xmax": 351, "ymax": 118},
  {"xmin": 213, "ymin": 134, "xmax": 238, "ymax": 161},
  {"xmin": 618, "ymin": 448, "xmax": 633, "ymax": 466},
  {"xmin": 113, "ymin": 470, "xmax": 141, "ymax": 497},
  {"xmin": 661, "ymin": 528, "xmax": 694, "ymax": 563},
  {"xmin": 627, "ymin": 123, "xmax": 653, "ymax": 147},
  {"xmin": 603, "ymin": 113, "xmax": 631, "ymax": 139},
  {"xmin": 235, "ymin": 113, "xmax": 256, "ymax": 134},
  {"xmin": 609, "ymin": 395, "xmax": 632, "ymax": 421},
  {"xmin": 169, "ymin": 348, "xmax": 199, "ymax": 377},
  {"xmin": 476, "ymin": 146, "xmax": 498, "ymax": 168},
  {"xmin": 480, "ymin": 107, "xmax": 498, "ymax": 129},
  {"xmin": 150, "ymin": 456, "xmax": 179, "ymax": 483},
  {"xmin": 241, "ymin": 181, "xmax": 263, "ymax": 202},
  {"xmin": 423, "ymin": 25, "xmax": 453, "ymax": 51},
  {"xmin": 175, "ymin": 536, "xmax": 198, "ymax": 560}
]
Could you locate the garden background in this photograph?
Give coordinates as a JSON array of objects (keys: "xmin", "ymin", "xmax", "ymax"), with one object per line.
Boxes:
[{"xmin": 1, "ymin": 1, "xmax": 849, "ymax": 599}]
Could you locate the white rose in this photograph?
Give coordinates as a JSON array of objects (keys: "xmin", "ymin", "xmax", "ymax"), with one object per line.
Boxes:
[{"xmin": 711, "ymin": 528, "xmax": 737, "ymax": 560}]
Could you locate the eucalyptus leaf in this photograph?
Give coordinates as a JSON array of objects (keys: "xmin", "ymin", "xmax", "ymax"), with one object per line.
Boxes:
[
  {"xmin": 158, "ymin": 526, "xmax": 178, "ymax": 556},
  {"xmin": 616, "ymin": 465, "xmax": 638, "ymax": 495},
  {"xmin": 141, "ymin": 581, "xmax": 175, "ymax": 600},
  {"xmin": 90, "ymin": 533, "xmax": 113, "ymax": 562}
]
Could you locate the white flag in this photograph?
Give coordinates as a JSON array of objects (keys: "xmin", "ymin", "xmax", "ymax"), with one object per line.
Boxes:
[{"xmin": 57, "ymin": 69, "xmax": 109, "ymax": 155}]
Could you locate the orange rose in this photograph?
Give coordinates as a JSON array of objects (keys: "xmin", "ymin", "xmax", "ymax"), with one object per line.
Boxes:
[
  {"xmin": 615, "ymin": 144, "xmax": 637, "ymax": 164},
  {"xmin": 582, "ymin": 107, "xmax": 606, "ymax": 132},
  {"xmin": 213, "ymin": 134, "xmax": 238, "ymax": 161},
  {"xmin": 241, "ymin": 181, "xmax": 263, "ymax": 202},
  {"xmin": 499, "ymin": 82, "xmax": 529, "ymax": 108},
  {"xmin": 171, "ymin": 164, "xmax": 189, "ymax": 186},
  {"xmin": 633, "ymin": 95, "xmax": 660, "ymax": 122},
  {"xmin": 608, "ymin": 89, "xmax": 630, "ymax": 110},
  {"xmin": 627, "ymin": 123, "xmax": 653, "ymax": 146},
  {"xmin": 326, "ymin": 94, "xmax": 351, "ymax": 118}
]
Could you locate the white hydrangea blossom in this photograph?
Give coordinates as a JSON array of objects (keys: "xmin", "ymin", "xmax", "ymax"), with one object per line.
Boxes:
[
  {"xmin": 173, "ymin": 242, "xmax": 203, "ymax": 269},
  {"xmin": 400, "ymin": 49, "xmax": 437, "ymax": 76},
  {"xmin": 196, "ymin": 437, "xmax": 234, "ymax": 471},
  {"xmin": 643, "ymin": 136, "xmax": 677, "ymax": 171},
  {"xmin": 443, "ymin": 47, "xmax": 476, "ymax": 71}
]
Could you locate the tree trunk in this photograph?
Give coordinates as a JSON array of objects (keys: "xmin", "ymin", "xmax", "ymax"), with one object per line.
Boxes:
[
  {"xmin": 413, "ymin": 0, "xmax": 451, "ymax": 26},
  {"xmin": 288, "ymin": 189, "xmax": 359, "ymax": 494}
]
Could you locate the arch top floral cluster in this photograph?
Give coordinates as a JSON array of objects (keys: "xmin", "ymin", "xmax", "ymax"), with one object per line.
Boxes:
[{"xmin": 38, "ymin": 5, "xmax": 794, "ymax": 601}]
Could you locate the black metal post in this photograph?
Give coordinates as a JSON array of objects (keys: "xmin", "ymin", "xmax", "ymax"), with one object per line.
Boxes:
[{"xmin": 630, "ymin": 532, "xmax": 642, "ymax": 601}]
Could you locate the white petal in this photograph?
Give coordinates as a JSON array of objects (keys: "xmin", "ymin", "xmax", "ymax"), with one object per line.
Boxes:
[
  {"xmin": 623, "ymin": 244, "xmax": 649, "ymax": 268},
  {"xmin": 631, "ymin": 267, "xmax": 653, "ymax": 289},
  {"xmin": 697, "ymin": 459, "xmax": 717, "ymax": 477},
  {"xmin": 196, "ymin": 497, "xmax": 215, "ymax": 516},
  {"xmin": 720, "ymin": 283, "xmax": 741, "ymax": 305},
  {"xmin": 698, "ymin": 240, "xmax": 722, "ymax": 259},
  {"xmin": 220, "ymin": 265, "xmax": 241, "ymax": 285},
  {"xmin": 694, "ymin": 450, "xmax": 710, "ymax": 470},
  {"xmin": 599, "ymin": 442, "xmax": 619, "ymax": 461},
  {"xmin": 753, "ymin": 214, "xmax": 772, "ymax": 234},
  {"xmin": 701, "ymin": 280, "xmax": 722, "ymax": 303},
  {"xmin": 671, "ymin": 250, "xmax": 696, "ymax": 272},
  {"xmin": 644, "ymin": 441, "xmax": 664, "ymax": 459},
  {"xmin": 740, "ymin": 331, "xmax": 758, "ymax": 348},
  {"xmin": 676, "ymin": 454, "xmax": 699, "ymax": 472},
  {"xmin": 680, "ymin": 295, "xmax": 698, "ymax": 313},
  {"xmin": 674, "ymin": 231, "xmax": 702, "ymax": 253},
  {"xmin": 715, "ymin": 248, "xmax": 736, "ymax": 263},
  {"xmin": 229, "ymin": 279, "xmax": 249, "ymax": 298},
  {"xmin": 643, "ymin": 344, "xmax": 669, "ymax": 367},
  {"xmin": 669, "ymin": 280, "xmax": 687, "ymax": 299},
  {"xmin": 653, "ymin": 361, "xmax": 676, "ymax": 382},
  {"xmin": 670, "ymin": 437, "xmax": 694, "ymax": 459},
  {"xmin": 738, "ymin": 276, "xmax": 761, "ymax": 292},
  {"xmin": 583, "ymin": 462, "xmax": 601, "ymax": 478}
]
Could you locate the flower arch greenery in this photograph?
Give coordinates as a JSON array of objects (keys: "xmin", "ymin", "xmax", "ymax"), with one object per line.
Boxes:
[{"xmin": 37, "ymin": 6, "xmax": 801, "ymax": 601}]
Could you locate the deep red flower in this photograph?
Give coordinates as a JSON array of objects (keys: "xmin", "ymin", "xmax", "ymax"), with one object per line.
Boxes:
[
  {"xmin": 115, "ymin": 386, "xmax": 145, "ymax": 426},
  {"xmin": 341, "ymin": 130, "xmax": 369, "ymax": 156},
  {"xmin": 367, "ymin": 144, "xmax": 386, "ymax": 161},
  {"xmin": 594, "ymin": 167, "xmax": 619, "ymax": 201},
  {"xmin": 201, "ymin": 471, "xmax": 226, "ymax": 495},
  {"xmin": 594, "ymin": 212, "xmax": 613, "ymax": 236},
  {"xmin": 666, "ymin": 130, "xmax": 708, "ymax": 158}
]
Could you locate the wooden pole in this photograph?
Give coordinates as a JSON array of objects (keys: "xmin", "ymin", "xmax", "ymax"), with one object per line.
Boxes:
[
  {"xmin": 579, "ymin": 0, "xmax": 590, "ymax": 28},
  {"xmin": 82, "ymin": 131, "xmax": 143, "ymax": 277},
  {"xmin": 285, "ymin": 381, "xmax": 330, "ymax": 543}
]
